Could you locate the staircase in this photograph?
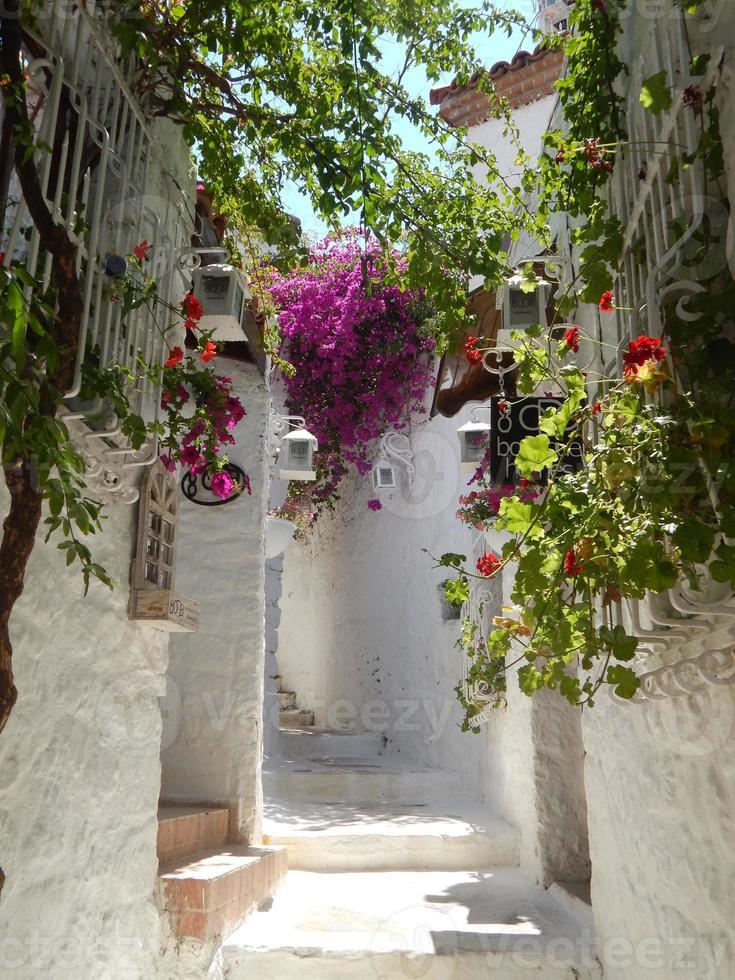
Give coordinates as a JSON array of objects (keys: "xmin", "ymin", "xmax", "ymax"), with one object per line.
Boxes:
[
  {"xmin": 223, "ymin": 730, "xmax": 600, "ymax": 978},
  {"xmin": 156, "ymin": 803, "xmax": 287, "ymax": 943},
  {"xmin": 273, "ymin": 673, "xmax": 315, "ymax": 729}
]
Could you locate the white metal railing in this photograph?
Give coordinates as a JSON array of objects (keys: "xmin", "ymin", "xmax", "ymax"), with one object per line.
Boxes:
[
  {"xmin": 1, "ymin": 1, "xmax": 194, "ymax": 472},
  {"xmin": 601, "ymin": 14, "xmax": 734, "ymax": 666},
  {"xmin": 458, "ymin": 530, "xmax": 504, "ymax": 725}
]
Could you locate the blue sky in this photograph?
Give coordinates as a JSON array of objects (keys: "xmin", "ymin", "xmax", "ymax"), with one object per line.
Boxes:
[{"xmin": 282, "ymin": 1, "xmax": 538, "ymax": 236}]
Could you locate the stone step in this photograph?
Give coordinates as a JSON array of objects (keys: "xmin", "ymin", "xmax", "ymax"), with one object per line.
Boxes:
[
  {"xmin": 156, "ymin": 804, "xmax": 229, "ymax": 865},
  {"xmin": 280, "ymin": 708, "xmax": 315, "ymax": 730},
  {"xmin": 270, "ymin": 673, "xmax": 283, "ymax": 693},
  {"xmin": 278, "ymin": 691, "xmax": 297, "ymax": 710},
  {"xmin": 222, "ymin": 869, "xmax": 601, "ymax": 979},
  {"xmin": 263, "ymin": 799, "xmax": 518, "ymax": 872},
  {"xmin": 278, "ymin": 728, "xmax": 386, "ymax": 762},
  {"xmin": 157, "ymin": 844, "xmax": 287, "ymax": 943},
  {"xmin": 263, "ymin": 761, "xmax": 464, "ymax": 805}
]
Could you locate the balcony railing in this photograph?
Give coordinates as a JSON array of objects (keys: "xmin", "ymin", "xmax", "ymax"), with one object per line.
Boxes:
[{"xmin": 1, "ymin": 1, "xmax": 195, "ymax": 483}]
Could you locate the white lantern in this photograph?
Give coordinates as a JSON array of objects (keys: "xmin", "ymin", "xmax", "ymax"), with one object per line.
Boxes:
[
  {"xmin": 277, "ymin": 427, "xmax": 318, "ymax": 481},
  {"xmin": 457, "ymin": 419, "xmax": 491, "ymax": 472},
  {"xmin": 371, "ymin": 459, "xmax": 398, "ymax": 491},
  {"xmin": 191, "ymin": 264, "xmax": 252, "ymax": 341},
  {"xmin": 503, "ymin": 272, "xmax": 550, "ymax": 331}
]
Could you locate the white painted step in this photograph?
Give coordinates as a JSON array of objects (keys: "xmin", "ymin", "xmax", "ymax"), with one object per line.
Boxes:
[
  {"xmin": 263, "ymin": 759, "xmax": 464, "ymax": 804},
  {"xmin": 223, "ymin": 869, "xmax": 601, "ymax": 979},
  {"xmin": 263, "ymin": 799, "xmax": 519, "ymax": 871},
  {"xmin": 278, "ymin": 728, "xmax": 386, "ymax": 762}
]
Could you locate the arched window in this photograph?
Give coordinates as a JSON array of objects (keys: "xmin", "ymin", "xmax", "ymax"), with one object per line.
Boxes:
[{"xmin": 129, "ymin": 460, "xmax": 199, "ymax": 631}]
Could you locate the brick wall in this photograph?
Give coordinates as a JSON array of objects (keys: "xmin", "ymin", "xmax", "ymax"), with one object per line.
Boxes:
[{"xmin": 431, "ymin": 47, "xmax": 564, "ymax": 130}]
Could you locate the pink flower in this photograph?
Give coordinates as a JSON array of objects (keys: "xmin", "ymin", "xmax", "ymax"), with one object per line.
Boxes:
[
  {"xmin": 367, "ymin": 498, "xmax": 382, "ymax": 511},
  {"xmin": 160, "ymin": 453, "xmax": 176, "ymax": 472},
  {"xmin": 180, "ymin": 446, "xmax": 204, "ymax": 468},
  {"xmin": 211, "ymin": 470, "xmax": 234, "ymax": 499}
]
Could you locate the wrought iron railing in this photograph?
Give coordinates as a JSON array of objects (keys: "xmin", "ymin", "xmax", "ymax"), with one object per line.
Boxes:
[{"xmin": 1, "ymin": 1, "xmax": 195, "ymax": 480}]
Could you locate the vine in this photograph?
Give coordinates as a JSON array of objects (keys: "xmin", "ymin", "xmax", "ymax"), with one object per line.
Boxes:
[{"xmin": 437, "ymin": 0, "xmax": 735, "ymax": 723}]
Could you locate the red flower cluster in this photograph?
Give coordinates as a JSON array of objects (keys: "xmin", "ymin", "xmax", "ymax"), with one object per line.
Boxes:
[
  {"xmin": 477, "ymin": 552, "xmax": 502, "ymax": 577},
  {"xmin": 464, "ymin": 335, "xmax": 483, "ymax": 365},
  {"xmin": 181, "ymin": 293, "xmax": 204, "ymax": 331},
  {"xmin": 584, "ymin": 138, "xmax": 613, "ymax": 173},
  {"xmin": 133, "ymin": 240, "xmax": 150, "ymax": 262},
  {"xmin": 200, "ymin": 340, "xmax": 218, "ymax": 363},
  {"xmin": 564, "ymin": 326, "xmax": 580, "ymax": 353},
  {"xmin": 598, "ymin": 290, "xmax": 614, "ymax": 313},
  {"xmin": 497, "ymin": 399, "xmax": 511, "ymax": 415},
  {"xmin": 165, "ymin": 345, "xmax": 184, "ymax": 368},
  {"xmin": 564, "ymin": 549, "xmax": 584, "ymax": 577},
  {"xmin": 554, "ymin": 150, "xmax": 565, "ymax": 164},
  {"xmin": 623, "ymin": 335, "xmax": 666, "ymax": 383}
]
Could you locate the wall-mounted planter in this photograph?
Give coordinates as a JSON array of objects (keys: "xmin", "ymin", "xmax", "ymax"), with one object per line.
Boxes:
[{"xmin": 265, "ymin": 516, "xmax": 297, "ymax": 559}]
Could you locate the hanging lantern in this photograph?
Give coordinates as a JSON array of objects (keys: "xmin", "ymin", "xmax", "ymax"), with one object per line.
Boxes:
[
  {"xmin": 371, "ymin": 458, "xmax": 398, "ymax": 491},
  {"xmin": 191, "ymin": 264, "xmax": 252, "ymax": 341},
  {"xmin": 277, "ymin": 427, "xmax": 318, "ymax": 481},
  {"xmin": 503, "ymin": 271, "xmax": 550, "ymax": 331},
  {"xmin": 457, "ymin": 418, "xmax": 491, "ymax": 472}
]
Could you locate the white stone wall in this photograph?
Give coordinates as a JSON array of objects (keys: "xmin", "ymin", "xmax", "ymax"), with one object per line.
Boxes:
[
  {"xmin": 161, "ymin": 359, "xmax": 270, "ymax": 844},
  {"xmin": 0, "ymin": 481, "xmax": 169, "ymax": 979}
]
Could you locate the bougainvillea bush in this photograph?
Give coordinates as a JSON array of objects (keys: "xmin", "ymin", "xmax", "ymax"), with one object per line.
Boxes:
[{"xmin": 269, "ymin": 231, "xmax": 435, "ymax": 510}]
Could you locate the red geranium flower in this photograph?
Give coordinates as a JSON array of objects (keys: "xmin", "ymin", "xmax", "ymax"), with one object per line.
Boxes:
[
  {"xmin": 564, "ymin": 549, "xmax": 584, "ymax": 577},
  {"xmin": 133, "ymin": 240, "xmax": 150, "ymax": 262},
  {"xmin": 164, "ymin": 346, "xmax": 184, "ymax": 368},
  {"xmin": 497, "ymin": 399, "xmax": 511, "ymax": 415},
  {"xmin": 564, "ymin": 326, "xmax": 580, "ymax": 353},
  {"xmin": 181, "ymin": 293, "xmax": 204, "ymax": 322},
  {"xmin": 623, "ymin": 336, "xmax": 666, "ymax": 385},
  {"xmin": 598, "ymin": 290, "xmax": 614, "ymax": 313},
  {"xmin": 467, "ymin": 348, "xmax": 482, "ymax": 364},
  {"xmin": 200, "ymin": 340, "xmax": 218, "ymax": 363},
  {"xmin": 477, "ymin": 552, "xmax": 502, "ymax": 577}
]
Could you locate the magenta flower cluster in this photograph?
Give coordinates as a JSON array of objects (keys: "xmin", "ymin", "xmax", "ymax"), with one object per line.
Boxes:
[
  {"xmin": 269, "ymin": 231, "xmax": 434, "ymax": 505},
  {"xmin": 159, "ymin": 369, "xmax": 250, "ymax": 499}
]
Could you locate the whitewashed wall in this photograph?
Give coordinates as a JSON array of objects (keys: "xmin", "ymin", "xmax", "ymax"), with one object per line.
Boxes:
[
  {"xmin": 161, "ymin": 359, "xmax": 270, "ymax": 844},
  {"xmin": 0, "ymin": 476, "xmax": 168, "ymax": 979}
]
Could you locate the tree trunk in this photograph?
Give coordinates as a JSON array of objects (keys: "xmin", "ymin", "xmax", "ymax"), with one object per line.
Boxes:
[{"xmin": 0, "ymin": 462, "xmax": 43, "ymax": 734}]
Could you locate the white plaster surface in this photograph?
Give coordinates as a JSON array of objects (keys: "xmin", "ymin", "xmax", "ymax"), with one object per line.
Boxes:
[
  {"xmin": 223, "ymin": 868, "xmax": 601, "ymax": 979},
  {"xmin": 0, "ymin": 482, "xmax": 168, "ymax": 979},
  {"xmin": 161, "ymin": 360, "xmax": 270, "ymax": 844}
]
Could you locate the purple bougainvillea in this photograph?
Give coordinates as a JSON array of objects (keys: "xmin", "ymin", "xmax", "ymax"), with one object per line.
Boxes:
[{"xmin": 269, "ymin": 230, "xmax": 434, "ymax": 510}]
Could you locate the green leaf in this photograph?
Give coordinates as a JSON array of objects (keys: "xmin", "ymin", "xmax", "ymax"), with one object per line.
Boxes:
[
  {"xmin": 640, "ymin": 71, "xmax": 672, "ymax": 116},
  {"xmin": 515, "ymin": 434, "xmax": 558, "ymax": 478},
  {"xmin": 497, "ymin": 497, "xmax": 536, "ymax": 535},
  {"xmin": 606, "ymin": 665, "xmax": 640, "ymax": 700},
  {"xmin": 443, "ymin": 576, "xmax": 470, "ymax": 608},
  {"xmin": 599, "ymin": 625, "xmax": 638, "ymax": 663},
  {"xmin": 518, "ymin": 663, "xmax": 543, "ymax": 696},
  {"xmin": 672, "ymin": 518, "xmax": 716, "ymax": 564}
]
